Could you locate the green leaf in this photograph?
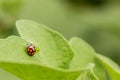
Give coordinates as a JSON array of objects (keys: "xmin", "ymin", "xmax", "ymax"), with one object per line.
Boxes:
[
  {"xmin": 15, "ymin": 20, "xmax": 102, "ymax": 80},
  {"xmin": 96, "ymin": 54, "xmax": 120, "ymax": 80},
  {"xmin": 16, "ymin": 20, "xmax": 74, "ymax": 69},
  {"xmin": 69, "ymin": 37, "xmax": 108, "ymax": 80},
  {"xmin": 93, "ymin": 58, "xmax": 109, "ymax": 80},
  {"xmin": 0, "ymin": 36, "xmax": 81, "ymax": 80},
  {"xmin": 76, "ymin": 63, "xmax": 99, "ymax": 80},
  {"xmin": 0, "ymin": 68, "xmax": 20, "ymax": 80},
  {"xmin": 0, "ymin": 63, "xmax": 82, "ymax": 80},
  {"xmin": 69, "ymin": 37, "xmax": 95, "ymax": 69},
  {"xmin": 0, "ymin": 36, "xmax": 98, "ymax": 80}
]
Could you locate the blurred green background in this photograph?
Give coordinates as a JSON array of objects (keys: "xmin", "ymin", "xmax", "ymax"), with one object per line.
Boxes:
[{"xmin": 0, "ymin": 0, "xmax": 120, "ymax": 66}]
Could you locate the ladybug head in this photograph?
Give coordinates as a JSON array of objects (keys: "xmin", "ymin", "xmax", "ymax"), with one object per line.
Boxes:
[{"xmin": 27, "ymin": 43, "xmax": 32, "ymax": 47}]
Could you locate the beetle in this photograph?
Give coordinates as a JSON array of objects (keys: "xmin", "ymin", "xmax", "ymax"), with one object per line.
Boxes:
[{"xmin": 27, "ymin": 43, "xmax": 36, "ymax": 56}]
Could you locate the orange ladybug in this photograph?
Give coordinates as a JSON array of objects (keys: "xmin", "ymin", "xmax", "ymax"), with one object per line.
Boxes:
[{"xmin": 27, "ymin": 43, "xmax": 36, "ymax": 56}]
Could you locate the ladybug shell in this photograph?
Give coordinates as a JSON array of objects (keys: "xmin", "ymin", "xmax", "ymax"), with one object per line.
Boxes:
[{"xmin": 27, "ymin": 44, "xmax": 36, "ymax": 56}]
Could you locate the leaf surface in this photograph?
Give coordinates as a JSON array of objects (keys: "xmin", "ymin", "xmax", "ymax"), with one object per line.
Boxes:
[
  {"xmin": 69, "ymin": 37, "xmax": 108, "ymax": 80},
  {"xmin": 0, "ymin": 36, "xmax": 80, "ymax": 80},
  {"xmin": 96, "ymin": 54, "xmax": 120, "ymax": 80}
]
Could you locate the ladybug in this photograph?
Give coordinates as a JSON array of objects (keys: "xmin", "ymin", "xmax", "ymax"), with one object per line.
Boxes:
[{"xmin": 27, "ymin": 43, "xmax": 36, "ymax": 56}]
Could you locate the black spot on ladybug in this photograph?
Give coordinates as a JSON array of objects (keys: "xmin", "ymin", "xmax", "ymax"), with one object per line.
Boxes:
[{"xmin": 27, "ymin": 43, "xmax": 36, "ymax": 56}]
